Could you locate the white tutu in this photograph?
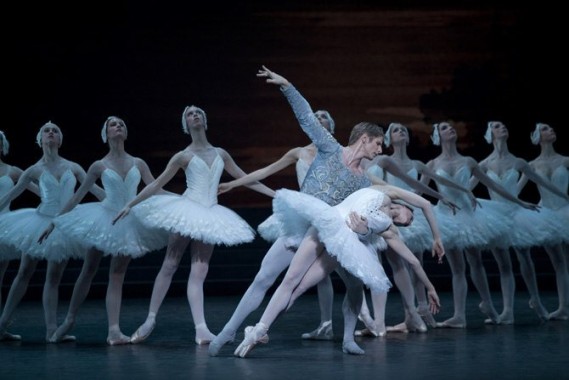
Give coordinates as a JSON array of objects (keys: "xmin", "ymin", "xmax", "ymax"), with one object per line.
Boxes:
[
  {"xmin": 133, "ymin": 194, "xmax": 255, "ymax": 246},
  {"xmin": 55, "ymin": 202, "xmax": 169, "ymax": 258},
  {"xmin": 272, "ymin": 189, "xmax": 392, "ymax": 293},
  {"xmin": 0, "ymin": 208, "xmax": 84, "ymax": 262}
]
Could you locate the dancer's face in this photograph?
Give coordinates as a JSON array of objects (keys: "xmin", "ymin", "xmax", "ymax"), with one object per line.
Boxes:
[
  {"xmin": 41, "ymin": 125, "xmax": 62, "ymax": 147},
  {"xmin": 539, "ymin": 124, "xmax": 556, "ymax": 143},
  {"xmin": 391, "ymin": 204, "xmax": 413, "ymax": 227},
  {"xmin": 185, "ymin": 106, "xmax": 207, "ymax": 130},
  {"xmin": 315, "ymin": 111, "xmax": 332, "ymax": 133},
  {"xmin": 490, "ymin": 122, "xmax": 508, "ymax": 141},
  {"xmin": 390, "ymin": 124, "xmax": 409, "ymax": 145},
  {"xmin": 362, "ymin": 135, "xmax": 383, "ymax": 159},
  {"xmin": 438, "ymin": 122, "xmax": 456, "ymax": 142},
  {"xmin": 106, "ymin": 118, "xmax": 127, "ymax": 141}
]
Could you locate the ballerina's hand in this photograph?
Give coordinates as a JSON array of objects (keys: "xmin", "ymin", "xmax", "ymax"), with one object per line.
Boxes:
[
  {"xmin": 112, "ymin": 207, "xmax": 130, "ymax": 225},
  {"xmin": 38, "ymin": 222, "xmax": 55, "ymax": 244},
  {"xmin": 256, "ymin": 65, "xmax": 289, "ymax": 87},
  {"xmin": 442, "ymin": 199, "xmax": 460, "ymax": 215},
  {"xmin": 346, "ymin": 211, "xmax": 369, "ymax": 235},
  {"xmin": 432, "ymin": 238, "xmax": 445, "ymax": 264},
  {"xmin": 428, "ymin": 289, "xmax": 441, "ymax": 314}
]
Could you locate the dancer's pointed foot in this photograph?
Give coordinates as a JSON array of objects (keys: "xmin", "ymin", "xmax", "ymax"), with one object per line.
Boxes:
[
  {"xmin": 548, "ymin": 308, "xmax": 569, "ymax": 321},
  {"xmin": 386, "ymin": 322, "xmax": 409, "ymax": 333},
  {"xmin": 529, "ymin": 299, "xmax": 550, "ymax": 321},
  {"xmin": 435, "ymin": 317, "xmax": 466, "ymax": 329},
  {"xmin": 234, "ymin": 323, "xmax": 269, "ymax": 358},
  {"xmin": 342, "ymin": 340, "xmax": 365, "ymax": 355},
  {"xmin": 48, "ymin": 319, "xmax": 76, "ymax": 343},
  {"xmin": 195, "ymin": 323, "xmax": 216, "ymax": 345},
  {"xmin": 479, "ymin": 301, "xmax": 500, "ymax": 324},
  {"xmin": 494, "ymin": 311, "xmax": 514, "ymax": 325},
  {"xmin": 208, "ymin": 329, "xmax": 236, "ymax": 356},
  {"xmin": 407, "ymin": 311, "xmax": 428, "ymax": 332},
  {"xmin": 130, "ymin": 319, "xmax": 156, "ymax": 344},
  {"xmin": 107, "ymin": 330, "xmax": 131, "ymax": 346},
  {"xmin": 358, "ymin": 312, "xmax": 375, "ymax": 331},
  {"xmin": 0, "ymin": 330, "xmax": 22, "ymax": 342},
  {"xmin": 418, "ymin": 304, "xmax": 438, "ymax": 328},
  {"xmin": 301, "ymin": 320, "xmax": 333, "ymax": 340}
]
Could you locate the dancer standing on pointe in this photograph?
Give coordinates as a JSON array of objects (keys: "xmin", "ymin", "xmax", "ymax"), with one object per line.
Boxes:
[
  {"xmin": 0, "ymin": 130, "xmax": 39, "ymax": 316},
  {"xmin": 113, "ymin": 105, "xmax": 274, "ymax": 345},
  {"xmin": 527, "ymin": 122, "xmax": 569, "ymax": 320},
  {"xmin": 477, "ymin": 121, "xmax": 568, "ymax": 323},
  {"xmin": 0, "ymin": 122, "xmax": 104, "ymax": 342},
  {"xmin": 39, "ymin": 116, "xmax": 169, "ymax": 345},
  {"xmin": 208, "ymin": 110, "xmax": 338, "ymax": 356}
]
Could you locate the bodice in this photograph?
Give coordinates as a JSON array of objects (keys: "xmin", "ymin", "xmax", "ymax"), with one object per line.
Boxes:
[
  {"xmin": 182, "ymin": 154, "xmax": 223, "ymax": 207},
  {"xmin": 0, "ymin": 175, "xmax": 15, "ymax": 213},
  {"xmin": 37, "ymin": 170, "xmax": 76, "ymax": 217},
  {"xmin": 101, "ymin": 166, "xmax": 141, "ymax": 211}
]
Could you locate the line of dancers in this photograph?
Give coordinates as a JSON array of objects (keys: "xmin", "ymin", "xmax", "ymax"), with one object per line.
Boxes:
[{"xmin": 0, "ymin": 66, "xmax": 567, "ymax": 358}]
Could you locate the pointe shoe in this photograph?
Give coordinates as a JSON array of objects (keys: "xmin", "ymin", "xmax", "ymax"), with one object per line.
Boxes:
[
  {"xmin": 358, "ymin": 312, "xmax": 375, "ymax": 331},
  {"xmin": 529, "ymin": 300, "xmax": 550, "ymax": 322},
  {"xmin": 0, "ymin": 330, "xmax": 22, "ymax": 342},
  {"xmin": 208, "ymin": 330, "xmax": 236, "ymax": 356},
  {"xmin": 233, "ymin": 323, "xmax": 269, "ymax": 358},
  {"xmin": 354, "ymin": 328, "xmax": 380, "ymax": 337},
  {"xmin": 107, "ymin": 334, "xmax": 131, "ymax": 346},
  {"xmin": 130, "ymin": 320, "xmax": 156, "ymax": 344},
  {"xmin": 47, "ymin": 334, "xmax": 76, "ymax": 343},
  {"xmin": 386, "ymin": 322, "xmax": 408, "ymax": 334},
  {"xmin": 301, "ymin": 321, "xmax": 333, "ymax": 340},
  {"xmin": 417, "ymin": 305, "xmax": 438, "ymax": 328},
  {"xmin": 435, "ymin": 319, "xmax": 466, "ymax": 329}
]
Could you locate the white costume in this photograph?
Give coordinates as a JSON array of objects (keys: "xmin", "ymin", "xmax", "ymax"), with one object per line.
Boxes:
[
  {"xmin": 270, "ymin": 187, "xmax": 393, "ymax": 293},
  {"xmin": 0, "ymin": 170, "xmax": 83, "ymax": 262},
  {"xmin": 133, "ymin": 153, "xmax": 255, "ymax": 245},
  {"xmin": 54, "ymin": 166, "xmax": 168, "ymax": 257}
]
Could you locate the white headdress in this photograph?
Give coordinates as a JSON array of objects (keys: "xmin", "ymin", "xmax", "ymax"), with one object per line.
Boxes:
[
  {"xmin": 431, "ymin": 123, "xmax": 441, "ymax": 146},
  {"xmin": 484, "ymin": 121, "xmax": 502, "ymax": 144},
  {"xmin": 36, "ymin": 121, "xmax": 62, "ymax": 147},
  {"xmin": 0, "ymin": 130, "xmax": 9, "ymax": 155},
  {"xmin": 530, "ymin": 123, "xmax": 547, "ymax": 145},
  {"xmin": 181, "ymin": 105, "xmax": 207, "ymax": 134}
]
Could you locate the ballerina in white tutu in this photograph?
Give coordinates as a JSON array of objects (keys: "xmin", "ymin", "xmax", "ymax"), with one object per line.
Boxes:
[
  {"xmin": 0, "ymin": 131, "xmax": 40, "ymax": 320},
  {"xmin": 424, "ymin": 121, "xmax": 538, "ymax": 329},
  {"xmin": 478, "ymin": 121, "xmax": 569, "ymax": 323},
  {"xmin": 38, "ymin": 116, "xmax": 169, "ymax": 345},
  {"xmin": 0, "ymin": 122, "xmax": 104, "ymax": 342},
  {"xmin": 113, "ymin": 105, "xmax": 274, "ymax": 345},
  {"xmin": 358, "ymin": 123, "xmax": 473, "ymax": 335},
  {"xmin": 233, "ymin": 182, "xmax": 444, "ymax": 358},
  {"xmin": 527, "ymin": 122, "xmax": 569, "ymax": 320},
  {"xmin": 208, "ymin": 110, "xmax": 339, "ymax": 356}
]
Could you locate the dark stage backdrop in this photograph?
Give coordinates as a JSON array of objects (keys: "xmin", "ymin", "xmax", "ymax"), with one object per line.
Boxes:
[{"xmin": 1, "ymin": 1, "xmax": 565, "ymax": 296}]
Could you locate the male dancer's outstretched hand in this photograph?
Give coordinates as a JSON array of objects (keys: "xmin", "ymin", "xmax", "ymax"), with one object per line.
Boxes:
[{"xmin": 257, "ymin": 65, "xmax": 290, "ymax": 88}]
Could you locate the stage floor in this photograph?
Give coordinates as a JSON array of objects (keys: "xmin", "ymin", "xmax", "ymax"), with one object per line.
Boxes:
[{"xmin": 1, "ymin": 291, "xmax": 567, "ymax": 380}]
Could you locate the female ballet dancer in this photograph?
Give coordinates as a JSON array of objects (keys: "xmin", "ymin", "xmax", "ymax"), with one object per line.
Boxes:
[
  {"xmin": 527, "ymin": 122, "xmax": 569, "ymax": 320},
  {"xmin": 208, "ymin": 110, "xmax": 338, "ymax": 356},
  {"xmin": 39, "ymin": 116, "xmax": 169, "ymax": 345},
  {"xmin": 424, "ymin": 121, "xmax": 538, "ymax": 329},
  {"xmin": 0, "ymin": 131, "xmax": 39, "ymax": 324},
  {"xmin": 233, "ymin": 182, "xmax": 444, "ymax": 357},
  {"xmin": 113, "ymin": 105, "xmax": 274, "ymax": 345},
  {"xmin": 358, "ymin": 122, "xmax": 476, "ymax": 335},
  {"xmin": 477, "ymin": 121, "xmax": 569, "ymax": 323},
  {"xmin": 0, "ymin": 122, "xmax": 104, "ymax": 341}
]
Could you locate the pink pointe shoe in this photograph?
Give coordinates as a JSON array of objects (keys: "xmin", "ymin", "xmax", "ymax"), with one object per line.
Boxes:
[{"xmin": 233, "ymin": 323, "xmax": 269, "ymax": 358}]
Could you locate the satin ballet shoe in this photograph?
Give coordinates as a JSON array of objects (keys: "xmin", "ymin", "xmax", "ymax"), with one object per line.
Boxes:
[
  {"xmin": 548, "ymin": 308, "xmax": 569, "ymax": 321},
  {"xmin": 386, "ymin": 322, "xmax": 409, "ymax": 333},
  {"xmin": 529, "ymin": 300, "xmax": 550, "ymax": 322},
  {"xmin": 107, "ymin": 334, "xmax": 131, "ymax": 346},
  {"xmin": 208, "ymin": 330, "xmax": 236, "ymax": 356},
  {"xmin": 130, "ymin": 320, "xmax": 156, "ymax": 344},
  {"xmin": 0, "ymin": 330, "xmax": 22, "ymax": 342},
  {"xmin": 435, "ymin": 318, "xmax": 466, "ymax": 329},
  {"xmin": 195, "ymin": 336, "xmax": 214, "ymax": 345},
  {"xmin": 342, "ymin": 341, "xmax": 365, "ymax": 355},
  {"xmin": 417, "ymin": 305, "xmax": 438, "ymax": 328},
  {"xmin": 301, "ymin": 321, "xmax": 333, "ymax": 340},
  {"xmin": 358, "ymin": 312, "xmax": 375, "ymax": 331},
  {"xmin": 233, "ymin": 323, "xmax": 269, "ymax": 358},
  {"xmin": 47, "ymin": 334, "xmax": 76, "ymax": 343},
  {"xmin": 354, "ymin": 328, "xmax": 381, "ymax": 337}
]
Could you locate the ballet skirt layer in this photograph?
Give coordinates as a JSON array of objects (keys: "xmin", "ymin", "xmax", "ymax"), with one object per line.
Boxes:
[
  {"xmin": 132, "ymin": 155, "xmax": 255, "ymax": 246},
  {"xmin": 270, "ymin": 188, "xmax": 392, "ymax": 293},
  {"xmin": 54, "ymin": 167, "xmax": 169, "ymax": 258},
  {"xmin": 0, "ymin": 171, "xmax": 84, "ymax": 262}
]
